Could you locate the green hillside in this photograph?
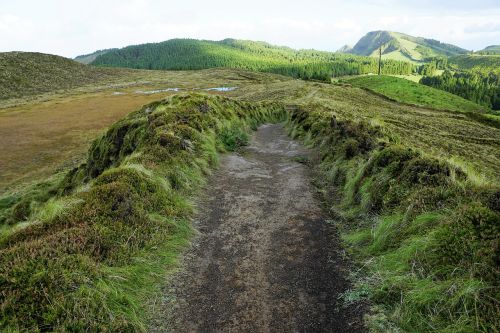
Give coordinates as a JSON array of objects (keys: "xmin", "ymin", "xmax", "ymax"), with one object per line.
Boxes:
[
  {"xmin": 89, "ymin": 38, "xmax": 415, "ymax": 80},
  {"xmin": 346, "ymin": 75, "xmax": 489, "ymax": 113},
  {"xmin": 476, "ymin": 45, "xmax": 500, "ymax": 55},
  {"xmin": 347, "ymin": 30, "xmax": 468, "ymax": 62},
  {"xmin": 0, "ymin": 52, "xmax": 124, "ymax": 100},
  {"xmin": 420, "ymin": 70, "xmax": 500, "ymax": 110},
  {"xmin": 74, "ymin": 48, "xmax": 117, "ymax": 64},
  {"xmin": 449, "ymin": 54, "xmax": 500, "ymax": 74}
]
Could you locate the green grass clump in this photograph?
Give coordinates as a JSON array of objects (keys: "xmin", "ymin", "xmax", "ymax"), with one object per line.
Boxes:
[
  {"xmin": 346, "ymin": 75, "xmax": 488, "ymax": 114},
  {"xmin": 287, "ymin": 105, "xmax": 500, "ymax": 332},
  {"xmin": 0, "ymin": 174, "xmax": 64, "ymax": 226},
  {"xmin": 218, "ymin": 119, "xmax": 250, "ymax": 151},
  {"xmin": 0, "ymin": 94, "xmax": 285, "ymax": 331}
]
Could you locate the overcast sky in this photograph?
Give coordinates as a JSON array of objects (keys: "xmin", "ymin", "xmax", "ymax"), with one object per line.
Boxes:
[{"xmin": 1, "ymin": 0, "xmax": 499, "ymax": 58}]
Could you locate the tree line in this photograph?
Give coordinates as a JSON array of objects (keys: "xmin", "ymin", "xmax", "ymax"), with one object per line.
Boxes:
[
  {"xmin": 91, "ymin": 39, "xmax": 415, "ymax": 82},
  {"xmin": 420, "ymin": 70, "xmax": 500, "ymax": 110}
]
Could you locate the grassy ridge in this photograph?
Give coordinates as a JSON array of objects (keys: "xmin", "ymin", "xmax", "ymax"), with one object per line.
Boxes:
[
  {"xmin": 345, "ymin": 75, "xmax": 487, "ymax": 113},
  {"xmin": 287, "ymin": 106, "xmax": 499, "ymax": 332},
  {"xmin": 0, "ymin": 52, "xmax": 127, "ymax": 100},
  {"xmin": 0, "ymin": 94, "xmax": 284, "ymax": 331}
]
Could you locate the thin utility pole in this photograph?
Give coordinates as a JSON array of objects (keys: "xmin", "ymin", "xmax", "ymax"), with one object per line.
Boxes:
[{"xmin": 378, "ymin": 45, "xmax": 382, "ymax": 75}]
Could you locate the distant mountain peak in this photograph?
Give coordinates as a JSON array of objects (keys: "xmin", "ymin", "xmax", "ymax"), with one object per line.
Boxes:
[
  {"xmin": 337, "ymin": 45, "xmax": 352, "ymax": 53},
  {"xmin": 348, "ymin": 30, "xmax": 468, "ymax": 62}
]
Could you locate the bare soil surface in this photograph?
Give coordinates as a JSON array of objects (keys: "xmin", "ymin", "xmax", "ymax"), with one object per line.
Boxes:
[{"xmin": 150, "ymin": 124, "xmax": 365, "ymax": 332}]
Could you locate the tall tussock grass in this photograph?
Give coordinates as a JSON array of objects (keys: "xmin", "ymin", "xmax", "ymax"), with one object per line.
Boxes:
[
  {"xmin": 0, "ymin": 94, "xmax": 285, "ymax": 331},
  {"xmin": 287, "ymin": 106, "xmax": 499, "ymax": 332}
]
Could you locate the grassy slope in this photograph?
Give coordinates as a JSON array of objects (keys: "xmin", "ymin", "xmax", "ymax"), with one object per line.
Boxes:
[
  {"xmin": 235, "ymin": 79, "xmax": 500, "ymax": 182},
  {"xmin": 345, "ymin": 75, "xmax": 488, "ymax": 113},
  {"xmin": 0, "ymin": 52, "xmax": 126, "ymax": 100},
  {"xmin": 0, "ymin": 94, "xmax": 284, "ymax": 331}
]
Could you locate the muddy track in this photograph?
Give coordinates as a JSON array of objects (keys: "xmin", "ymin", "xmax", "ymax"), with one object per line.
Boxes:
[{"xmin": 150, "ymin": 124, "xmax": 365, "ymax": 332}]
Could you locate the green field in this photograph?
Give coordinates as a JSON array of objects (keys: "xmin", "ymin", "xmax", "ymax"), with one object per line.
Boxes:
[{"xmin": 345, "ymin": 75, "xmax": 489, "ymax": 113}]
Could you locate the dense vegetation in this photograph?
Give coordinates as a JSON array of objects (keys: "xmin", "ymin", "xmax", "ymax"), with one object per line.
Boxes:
[
  {"xmin": 449, "ymin": 54, "xmax": 500, "ymax": 74},
  {"xmin": 346, "ymin": 75, "xmax": 488, "ymax": 113},
  {"xmin": 421, "ymin": 70, "xmax": 500, "ymax": 110},
  {"xmin": 414, "ymin": 56, "xmax": 448, "ymax": 76},
  {"xmin": 475, "ymin": 45, "xmax": 500, "ymax": 55},
  {"xmin": 0, "ymin": 94, "xmax": 284, "ymax": 331},
  {"xmin": 91, "ymin": 38, "xmax": 415, "ymax": 81},
  {"xmin": 287, "ymin": 105, "xmax": 499, "ymax": 332},
  {"xmin": 346, "ymin": 30, "xmax": 467, "ymax": 62},
  {"xmin": 0, "ymin": 52, "xmax": 125, "ymax": 100}
]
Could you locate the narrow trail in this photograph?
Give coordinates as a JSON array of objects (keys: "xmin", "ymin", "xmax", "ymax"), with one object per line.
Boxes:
[{"xmin": 151, "ymin": 124, "xmax": 364, "ymax": 332}]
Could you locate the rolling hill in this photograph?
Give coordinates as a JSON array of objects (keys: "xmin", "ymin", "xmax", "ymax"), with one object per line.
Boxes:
[
  {"xmin": 476, "ymin": 45, "xmax": 500, "ymax": 55},
  {"xmin": 449, "ymin": 54, "xmax": 500, "ymax": 74},
  {"xmin": 74, "ymin": 48, "xmax": 117, "ymax": 64},
  {"xmin": 345, "ymin": 30, "xmax": 468, "ymax": 62},
  {"xmin": 86, "ymin": 38, "xmax": 415, "ymax": 80},
  {"xmin": 0, "ymin": 52, "xmax": 125, "ymax": 100}
]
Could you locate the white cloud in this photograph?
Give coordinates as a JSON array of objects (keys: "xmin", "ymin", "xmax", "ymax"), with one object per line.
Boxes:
[{"xmin": 0, "ymin": 0, "xmax": 498, "ymax": 57}]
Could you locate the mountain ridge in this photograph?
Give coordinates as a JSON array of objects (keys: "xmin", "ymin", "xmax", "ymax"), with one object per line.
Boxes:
[
  {"xmin": 85, "ymin": 38, "xmax": 415, "ymax": 80},
  {"xmin": 343, "ymin": 30, "xmax": 469, "ymax": 62}
]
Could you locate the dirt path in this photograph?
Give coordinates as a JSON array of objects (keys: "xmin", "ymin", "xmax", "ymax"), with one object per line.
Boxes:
[{"xmin": 151, "ymin": 124, "xmax": 364, "ymax": 332}]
